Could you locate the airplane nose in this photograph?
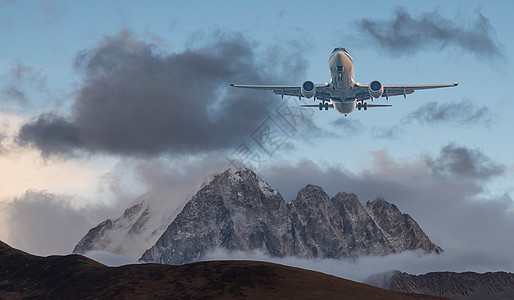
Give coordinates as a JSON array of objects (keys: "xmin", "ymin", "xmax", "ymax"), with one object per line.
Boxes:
[{"xmin": 335, "ymin": 52, "xmax": 346, "ymax": 64}]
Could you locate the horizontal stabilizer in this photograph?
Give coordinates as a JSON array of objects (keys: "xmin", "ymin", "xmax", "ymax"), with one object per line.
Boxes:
[
  {"xmin": 366, "ymin": 104, "xmax": 392, "ymax": 108},
  {"xmin": 301, "ymin": 104, "xmax": 334, "ymax": 108}
]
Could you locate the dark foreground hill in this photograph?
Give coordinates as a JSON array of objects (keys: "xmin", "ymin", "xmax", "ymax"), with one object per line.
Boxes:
[{"xmin": 0, "ymin": 241, "xmax": 447, "ymax": 299}]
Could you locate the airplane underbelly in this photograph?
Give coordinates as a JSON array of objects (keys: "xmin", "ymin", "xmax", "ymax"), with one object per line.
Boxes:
[{"xmin": 334, "ymin": 101, "xmax": 356, "ymax": 114}]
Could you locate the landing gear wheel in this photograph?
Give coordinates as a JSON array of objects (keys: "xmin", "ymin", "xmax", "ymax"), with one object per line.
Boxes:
[
  {"xmin": 357, "ymin": 103, "xmax": 362, "ymax": 110},
  {"xmin": 324, "ymin": 102, "xmax": 329, "ymax": 110},
  {"xmin": 364, "ymin": 102, "xmax": 368, "ymax": 111},
  {"xmin": 319, "ymin": 102, "xmax": 323, "ymax": 110}
]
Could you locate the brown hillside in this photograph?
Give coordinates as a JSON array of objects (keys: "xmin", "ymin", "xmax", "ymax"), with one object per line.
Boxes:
[{"xmin": 0, "ymin": 241, "xmax": 447, "ymax": 299}]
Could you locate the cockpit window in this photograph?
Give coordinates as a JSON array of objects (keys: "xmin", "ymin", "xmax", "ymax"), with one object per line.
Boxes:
[{"xmin": 332, "ymin": 47, "xmax": 347, "ymax": 53}]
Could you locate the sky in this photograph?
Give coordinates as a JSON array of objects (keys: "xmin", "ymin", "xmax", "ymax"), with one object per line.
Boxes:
[{"xmin": 1, "ymin": 0, "xmax": 514, "ymax": 279}]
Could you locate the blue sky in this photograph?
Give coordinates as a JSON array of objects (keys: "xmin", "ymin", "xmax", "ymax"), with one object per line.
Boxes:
[{"xmin": 1, "ymin": 0, "xmax": 514, "ymax": 275}]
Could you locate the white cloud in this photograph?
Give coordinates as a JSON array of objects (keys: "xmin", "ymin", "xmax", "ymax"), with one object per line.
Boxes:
[{"xmin": 204, "ymin": 247, "xmax": 513, "ymax": 284}]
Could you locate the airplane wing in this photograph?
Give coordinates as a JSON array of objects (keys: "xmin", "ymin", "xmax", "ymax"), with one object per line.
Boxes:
[
  {"xmin": 354, "ymin": 83, "xmax": 458, "ymax": 101},
  {"xmin": 230, "ymin": 83, "xmax": 332, "ymax": 101}
]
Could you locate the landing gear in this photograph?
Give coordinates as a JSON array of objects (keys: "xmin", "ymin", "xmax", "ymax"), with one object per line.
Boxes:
[
  {"xmin": 357, "ymin": 102, "xmax": 362, "ymax": 110},
  {"xmin": 358, "ymin": 102, "xmax": 368, "ymax": 111},
  {"xmin": 364, "ymin": 102, "xmax": 368, "ymax": 110},
  {"xmin": 319, "ymin": 102, "xmax": 329, "ymax": 111}
]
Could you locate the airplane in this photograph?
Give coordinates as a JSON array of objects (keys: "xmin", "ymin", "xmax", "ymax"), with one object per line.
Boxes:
[{"xmin": 230, "ymin": 48, "xmax": 458, "ymax": 116}]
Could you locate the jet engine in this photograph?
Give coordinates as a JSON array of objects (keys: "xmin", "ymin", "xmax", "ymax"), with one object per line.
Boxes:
[
  {"xmin": 368, "ymin": 80, "xmax": 384, "ymax": 99},
  {"xmin": 301, "ymin": 80, "xmax": 316, "ymax": 98}
]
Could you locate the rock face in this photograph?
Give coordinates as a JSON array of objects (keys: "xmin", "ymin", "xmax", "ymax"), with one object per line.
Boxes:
[
  {"xmin": 140, "ymin": 166, "xmax": 441, "ymax": 264},
  {"xmin": 140, "ymin": 166, "xmax": 290, "ymax": 264},
  {"xmin": 370, "ymin": 270, "xmax": 514, "ymax": 300}
]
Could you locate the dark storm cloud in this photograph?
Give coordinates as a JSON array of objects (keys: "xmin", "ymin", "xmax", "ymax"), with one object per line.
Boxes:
[
  {"xmin": 426, "ymin": 143, "xmax": 505, "ymax": 180},
  {"xmin": 17, "ymin": 30, "xmax": 307, "ymax": 158},
  {"xmin": 405, "ymin": 101, "xmax": 494, "ymax": 127},
  {"xmin": 259, "ymin": 144, "xmax": 514, "ymax": 274},
  {"xmin": 17, "ymin": 113, "xmax": 82, "ymax": 157},
  {"xmin": 357, "ymin": 7, "xmax": 504, "ymax": 60}
]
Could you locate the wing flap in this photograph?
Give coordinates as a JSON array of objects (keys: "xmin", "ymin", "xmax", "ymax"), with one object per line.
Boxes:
[{"xmin": 231, "ymin": 83, "xmax": 331, "ymax": 101}]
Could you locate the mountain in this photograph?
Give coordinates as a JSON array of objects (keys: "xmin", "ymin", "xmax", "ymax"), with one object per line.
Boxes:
[
  {"xmin": 73, "ymin": 174, "xmax": 214, "ymax": 260},
  {"xmin": 0, "ymin": 240, "xmax": 447, "ymax": 300},
  {"xmin": 367, "ymin": 270, "xmax": 514, "ymax": 300},
  {"xmin": 140, "ymin": 166, "xmax": 441, "ymax": 264}
]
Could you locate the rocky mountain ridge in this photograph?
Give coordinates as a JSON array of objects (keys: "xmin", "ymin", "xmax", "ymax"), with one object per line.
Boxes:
[
  {"xmin": 367, "ymin": 270, "xmax": 514, "ymax": 300},
  {"xmin": 140, "ymin": 166, "xmax": 441, "ymax": 264}
]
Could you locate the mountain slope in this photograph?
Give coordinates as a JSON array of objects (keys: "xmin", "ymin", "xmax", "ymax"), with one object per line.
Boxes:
[
  {"xmin": 0, "ymin": 240, "xmax": 447, "ymax": 300},
  {"xmin": 73, "ymin": 174, "xmax": 214, "ymax": 259},
  {"xmin": 140, "ymin": 166, "xmax": 290, "ymax": 264},
  {"xmin": 373, "ymin": 270, "xmax": 514, "ymax": 300},
  {"xmin": 141, "ymin": 167, "xmax": 441, "ymax": 264}
]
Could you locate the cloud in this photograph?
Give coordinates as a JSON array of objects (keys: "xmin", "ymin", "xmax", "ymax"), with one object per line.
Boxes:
[
  {"xmin": 426, "ymin": 143, "xmax": 505, "ymax": 180},
  {"xmin": 258, "ymin": 144, "xmax": 514, "ymax": 275},
  {"xmin": 1, "ymin": 61, "xmax": 47, "ymax": 109},
  {"xmin": 330, "ymin": 117, "xmax": 365, "ymax": 137},
  {"xmin": 17, "ymin": 30, "xmax": 307, "ymax": 158},
  {"xmin": 371, "ymin": 124, "xmax": 404, "ymax": 139},
  {"xmin": 404, "ymin": 100, "xmax": 495, "ymax": 127},
  {"xmin": 93, "ymin": 155, "xmax": 228, "ymax": 207},
  {"xmin": 38, "ymin": 1, "xmax": 66, "ymax": 26},
  {"xmin": 357, "ymin": 7, "xmax": 504, "ymax": 60},
  {"xmin": 204, "ymin": 247, "xmax": 512, "ymax": 284},
  {"xmin": 0, "ymin": 190, "xmax": 94, "ymax": 256},
  {"xmin": 16, "ymin": 113, "xmax": 82, "ymax": 157},
  {"xmin": 372, "ymin": 100, "xmax": 495, "ymax": 139},
  {"xmin": 0, "ymin": 154, "xmax": 228, "ymax": 257},
  {"xmin": 0, "ymin": 120, "xmax": 7, "ymax": 153}
]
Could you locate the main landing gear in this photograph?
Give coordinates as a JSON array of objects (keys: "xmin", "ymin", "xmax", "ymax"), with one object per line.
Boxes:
[
  {"xmin": 318, "ymin": 102, "xmax": 329, "ymax": 110},
  {"xmin": 357, "ymin": 102, "xmax": 368, "ymax": 111}
]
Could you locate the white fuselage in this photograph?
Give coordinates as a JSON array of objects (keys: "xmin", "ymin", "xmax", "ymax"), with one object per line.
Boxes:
[{"xmin": 327, "ymin": 50, "xmax": 357, "ymax": 114}]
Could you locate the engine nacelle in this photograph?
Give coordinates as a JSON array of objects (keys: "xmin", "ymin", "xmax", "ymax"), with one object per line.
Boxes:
[
  {"xmin": 368, "ymin": 80, "xmax": 384, "ymax": 99},
  {"xmin": 301, "ymin": 80, "xmax": 316, "ymax": 98}
]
